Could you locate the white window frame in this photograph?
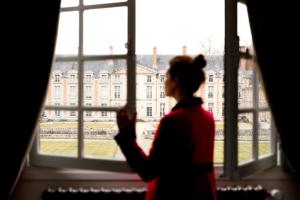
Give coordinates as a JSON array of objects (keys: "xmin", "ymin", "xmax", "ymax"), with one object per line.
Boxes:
[
  {"xmin": 30, "ymin": 0, "xmax": 278, "ymax": 179},
  {"xmin": 223, "ymin": 0, "xmax": 277, "ymax": 180},
  {"xmin": 146, "ymin": 86, "xmax": 152, "ymax": 99},
  {"xmin": 30, "ymin": 0, "xmax": 136, "ymax": 173}
]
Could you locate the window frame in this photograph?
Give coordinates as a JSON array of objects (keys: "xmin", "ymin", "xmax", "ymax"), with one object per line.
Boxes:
[
  {"xmin": 30, "ymin": 0, "xmax": 136, "ymax": 173},
  {"xmin": 223, "ymin": 0, "xmax": 277, "ymax": 180},
  {"xmin": 29, "ymin": 0, "xmax": 278, "ymax": 179}
]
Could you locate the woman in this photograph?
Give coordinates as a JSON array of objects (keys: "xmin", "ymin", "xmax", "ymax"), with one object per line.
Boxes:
[{"xmin": 115, "ymin": 54, "xmax": 217, "ymax": 200}]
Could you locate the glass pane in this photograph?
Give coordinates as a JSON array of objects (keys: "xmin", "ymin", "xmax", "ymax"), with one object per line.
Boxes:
[
  {"xmin": 46, "ymin": 62, "xmax": 78, "ymax": 107},
  {"xmin": 83, "ymin": 111, "xmax": 122, "ymax": 159},
  {"xmin": 238, "ymin": 59, "xmax": 254, "ymax": 109},
  {"xmin": 238, "ymin": 113, "xmax": 253, "ymax": 164},
  {"xmin": 61, "ymin": 0, "xmax": 79, "ymax": 7},
  {"xmin": 238, "ymin": 3, "xmax": 254, "ymax": 109},
  {"xmin": 55, "ymin": 12, "xmax": 79, "ymax": 56},
  {"xmin": 136, "ymin": 0, "xmax": 224, "ymax": 166},
  {"xmin": 259, "ymin": 112, "xmax": 272, "ymax": 157},
  {"xmin": 84, "ymin": 0, "xmax": 126, "ymax": 5},
  {"xmin": 38, "ymin": 110, "xmax": 78, "ymax": 157},
  {"xmin": 258, "ymin": 79, "xmax": 269, "ymax": 108},
  {"xmin": 83, "ymin": 60, "xmax": 127, "ymax": 105},
  {"xmin": 83, "ymin": 7, "xmax": 127, "ymax": 55}
]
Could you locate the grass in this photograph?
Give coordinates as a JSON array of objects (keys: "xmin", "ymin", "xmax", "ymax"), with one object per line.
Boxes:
[
  {"xmin": 40, "ymin": 122, "xmax": 114, "ymax": 129},
  {"xmin": 40, "ymin": 139, "xmax": 271, "ymax": 163}
]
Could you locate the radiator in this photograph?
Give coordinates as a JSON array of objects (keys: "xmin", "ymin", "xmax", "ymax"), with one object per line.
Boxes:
[{"xmin": 41, "ymin": 185, "xmax": 283, "ymax": 200}]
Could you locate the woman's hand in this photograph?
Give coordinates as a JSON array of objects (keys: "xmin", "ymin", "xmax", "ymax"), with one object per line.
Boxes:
[{"xmin": 116, "ymin": 105, "xmax": 137, "ymax": 135}]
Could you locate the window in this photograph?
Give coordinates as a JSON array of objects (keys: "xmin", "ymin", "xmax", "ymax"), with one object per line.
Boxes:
[
  {"xmin": 208, "ymin": 86, "xmax": 214, "ymax": 98},
  {"xmin": 146, "ymin": 86, "xmax": 152, "ymax": 99},
  {"xmin": 147, "ymin": 75, "xmax": 152, "ymax": 82},
  {"xmin": 70, "ymin": 74, "xmax": 76, "ymax": 82},
  {"xmin": 32, "ymin": 0, "xmax": 277, "ymax": 179},
  {"xmin": 54, "ymin": 74, "xmax": 61, "ymax": 82},
  {"xmin": 160, "ymin": 75, "xmax": 165, "ymax": 82},
  {"xmin": 31, "ymin": 0, "xmax": 134, "ymax": 172},
  {"xmin": 86, "ymin": 74, "xmax": 92, "ymax": 82},
  {"xmin": 114, "ymin": 86, "xmax": 120, "ymax": 99},
  {"xmin": 209, "ymin": 74, "xmax": 214, "ymax": 82},
  {"xmin": 115, "ymin": 74, "xmax": 120, "ymax": 82},
  {"xmin": 54, "ymin": 103, "xmax": 60, "ymax": 117},
  {"xmin": 146, "ymin": 106, "xmax": 152, "ymax": 117},
  {"xmin": 54, "ymin": 86, "xmax": 61, "ymax": 99},
  {"xmin": 85, "ymin": 103, "xmax": 92, "ymax": 117},
  {"xmin": 101, "ymin": 103, "xmax": 108, "ymax": 117},
  {"xmin": 100, "ymin": 86, "xmax": 108, "ymax": 99},
  {"xmin": 70, "ymin": 103, "xmax": 76, "ymax": 116},
  {"xmin": 160, "ymin": 103, "xmax": 165, "ymax": 117},
  {"xmin": 85, "ymin": 85, "xmax": 92, "ymax": 99},
  {"xmin": 69, "ymin": 86, "xmax": 76, "ymax": 99},
  {"xmin": 160, "ymin": 86, "xmax": 165, "ymax": 98},
  {"xmin": 208, "ymin": 103, "xmax": 214, "ymax": 113}
]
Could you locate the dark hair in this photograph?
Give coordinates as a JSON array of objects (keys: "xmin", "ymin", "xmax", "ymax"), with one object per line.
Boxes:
[{"xmin": 168, "ymin": 54, "xmax": 206, "ymax": 95}]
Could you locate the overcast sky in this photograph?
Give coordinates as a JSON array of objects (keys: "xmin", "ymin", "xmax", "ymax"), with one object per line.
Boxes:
[{"xmin": 56, "ymin": 0, "xmax": 251, "ymax": 55}]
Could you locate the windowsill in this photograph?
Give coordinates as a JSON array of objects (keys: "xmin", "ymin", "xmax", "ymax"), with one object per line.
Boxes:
[
  {"xmin": 20, "ymin": 165, "xmax": 293, "ymax": 182},
  {"xmin": 20, "ymin": 166, "xmax": 141, "ymax": 181},
  {"xmin": 21, "ymin": 165, "xmax": 224, "ymax": 181},
  {"xmin": 242, "ymin": 166, "xmax": 296, "ymax": 181}
]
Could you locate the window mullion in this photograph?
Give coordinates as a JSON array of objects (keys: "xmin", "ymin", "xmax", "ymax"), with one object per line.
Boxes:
[
  {"xmin": 253, "ymin": 69, "xmax": 259, "ymax": 161},
  {"xmin": 127, "ymin": 0, "xmax": 136, "ymax": 113},
  {"xmin": 78, "ymin": 0, "xmax": 84, "ymax": 159},
  {"xmin": 224, "ymin": 0, "xmax": 239, "ymax": 180}
]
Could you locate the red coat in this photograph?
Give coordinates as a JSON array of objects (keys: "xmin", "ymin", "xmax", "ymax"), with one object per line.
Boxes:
[{"xmin": 115, "ymin": 97, "xmax": 217, "ymax": 200}]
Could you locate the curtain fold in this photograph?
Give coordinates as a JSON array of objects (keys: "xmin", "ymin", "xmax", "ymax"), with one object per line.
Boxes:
[
  {"xmin": 246, "ymin": 0, "xmax": 300, "ymax": 178},
  {"xmin": 0, "ymin": 1, "xmax": 61, "ymax": 199}
]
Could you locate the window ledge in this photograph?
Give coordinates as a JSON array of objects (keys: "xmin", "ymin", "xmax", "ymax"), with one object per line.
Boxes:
[
  {"xmin": 21, "ymin": 165, "xmax": 224, "ymax": 181},
  {"xmin": 242, "ymin": 166, "xmax": 296, "ymax": 181},
  {"xmin": 20, "ymin": 166, "xmax": 141, "ymax": 181}
]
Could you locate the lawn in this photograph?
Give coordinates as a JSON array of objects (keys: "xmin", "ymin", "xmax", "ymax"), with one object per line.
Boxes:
[{"xmin": 40, "ymin": 139, "xmax": 271, "ymax": 163}]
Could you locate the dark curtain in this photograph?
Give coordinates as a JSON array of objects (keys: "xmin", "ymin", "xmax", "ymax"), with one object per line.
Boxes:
[
  {"xmin": 246, "ymin": 1, "xmax": 300, "ymax": 178},
  {"xmin": 0, "ymin": 1, "xmax": 61, "ymax": 199}
]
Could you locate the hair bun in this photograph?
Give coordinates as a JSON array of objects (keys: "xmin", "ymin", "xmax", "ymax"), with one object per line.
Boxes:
[{"xmin": 192, "ymin": 54, "xmax": 207, "ymax": 69}]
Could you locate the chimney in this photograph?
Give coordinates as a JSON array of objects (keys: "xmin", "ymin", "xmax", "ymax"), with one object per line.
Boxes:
[
  {"xmin": 153, "ymin": 46, "xmax": 157, "ymax": 68},
  {"xmin": 108, "ymin": 45, "xmax": 114, "ymax": 66},
  {"xmin": 109, "ymin": 45, "xmax": 113, "ymax": 55},
  {"xmin": 182, "ymin": 45, "xmax": 187, "ymax": 55}
]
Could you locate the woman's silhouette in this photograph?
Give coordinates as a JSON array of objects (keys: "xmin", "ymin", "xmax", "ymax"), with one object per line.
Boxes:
[{"xmin": 115, "ymin": 54, "xmax": 217, "ymax": 200}]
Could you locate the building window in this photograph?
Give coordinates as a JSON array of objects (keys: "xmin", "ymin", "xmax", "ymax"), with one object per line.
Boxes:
[
  {"xmin": 101, "ymin": 74, "xmax": 108, "ymax": 80},
  {"xmin": 147, "ymin": 75, "xmax": 152, "ymax": 82},
  {"xmin": 146, "ymin": 106, "xmax": 152, "ymax": 117},
  {"xmin": 146, "ymin": 86, "xmax": 152, "ymax": 99},
  {"xmin": 209, "ymin": 74, "xmax": 214, "ymax": 82},
  {"xmin": 160, "ymin": 103, "xmax": 165, "ymax": 117},
  {"xmin": 85, "ymin": 103, "xmax": 92, "ymax": 117},
  {"xmin": 54, "ymin": 74, "xmax": 60, "ymax": 82},
  {"xmin": 32, "ymin": 0, "xmax": 278, "ymax": 180},
  {"xmin": 208, "ymin": 103, "xmax": 214, "ymax": 113},
  {"xmin": 70, "ymin": 103, "xmax": 76, "ymax": 116},
  {"xmin": 85, "ymin": 85, "xmax": 92, "ymax": 99},
  {"xmin": 115, "ymin": 74, "xmax": 120, "ymax": 82},
  {"xmin": 160, "ymin": 86, "xmax": 165, "ymax": 98},
  {"xmin": 54, "ymin": 103, "xmax": 60, "ymax": 117},
  {"xmin": 222, "ymin": 85, "xmax": 224, "ymax": 98},
  {"xmin": 70, "ymin": 74, "xmax": 76, "ymax": 82},
  {"xmin": 69, "ymin": 85, "xmax": 76, "ymax": 99},
  {"xmin": 208, "ymin": 86, "xmax": 214, "ymax": 98},
  {"xmin": 160, "ymin": 75, "xmax": 165, "ymax": 82},
  {"xmin": 101, "ymin": 103, "xmax": 107, "ymax": 117},
  {"xmin": 114, "ymin": 86, "xmax": 120, "ymax": 99},
  {"xmin": 101, "ymin": 85, "xmax": 108, "ymax": 99},
  {"xmin": 54, "ymin": 86, "xmax": 60, "ymax": 99},
  {"xmin": 86, "ymin": 74, "xmax": 92, "ymax": 82}
]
